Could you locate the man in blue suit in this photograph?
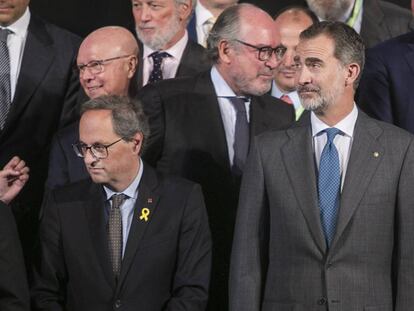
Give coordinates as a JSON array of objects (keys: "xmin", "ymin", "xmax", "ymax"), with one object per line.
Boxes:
[{"xmin": 357, "ymin": 31, "xmax": 414, "ymax": 134}]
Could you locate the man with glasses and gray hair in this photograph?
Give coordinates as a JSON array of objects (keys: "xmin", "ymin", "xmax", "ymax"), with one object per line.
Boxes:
[
  {"xmin": 33, "ymin": 95, "xmax": 212, "ymax": 311},
  {"xmin": 138, "ymin": 4, "xmax": 294, "ymax": 310}
]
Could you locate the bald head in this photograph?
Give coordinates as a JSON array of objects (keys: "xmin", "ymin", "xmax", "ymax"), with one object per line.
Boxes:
[
  {"xmin": 273, "ymin": 8, "xmax": 314, "ymax": 93},
  {"xmin": 77, "ymin": 26, "xmax": 139, "ymax": 99}
]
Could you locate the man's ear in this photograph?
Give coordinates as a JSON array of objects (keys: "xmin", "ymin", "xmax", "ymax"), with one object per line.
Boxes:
[
  {"xmin": 132, "ymin": 132, "xmax": 144, "ymax": 155},
  {"xmin": 177, "ymin": 0, "xmax": 192, "ymax": 22},
  {"xmin": 345, "ymin": 62, "xmax": 360, "ymax": 87},
  {"xmin": 217, "ymin": 40, "xmax": 233, "ymax": 64},
  {"xmin": 127, "ymin": 56, "xmax": 138, "ymax": 78}
]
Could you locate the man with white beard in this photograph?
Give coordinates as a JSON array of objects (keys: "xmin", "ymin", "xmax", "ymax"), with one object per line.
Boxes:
[
  {"xmin": 305, "ymin": 0, "xmax": 414, "ymax": 48},
  {"xmin": 132, "ymin": 0, "xmax": 210, "ymax": 87}
]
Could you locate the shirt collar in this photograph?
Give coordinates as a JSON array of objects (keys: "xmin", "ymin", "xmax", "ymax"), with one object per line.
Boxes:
[
  {"xmin": 5, "ymin": 7, "xmax": 30, "ymax": 38},
  {"xmin": 104, "ymin": 158, "xmax": 144, "ymax": 200},
  {"xmin": 210, "ymin": 66, "xmax": 238, "ymax": 97},
  {"xmin": 195, "ymin": 1, "xmax": 214, "ymax": 26},
  {"xmin": 311, "ymin": 103, "xmax": 358, "ymax": 138},
  {"xmin": 271, "ymin": 81, "xmax": 301, "ymax": 110},
  {"xmin": 143, "ymin": 31, "xmax": 188, "ymax": 60}
]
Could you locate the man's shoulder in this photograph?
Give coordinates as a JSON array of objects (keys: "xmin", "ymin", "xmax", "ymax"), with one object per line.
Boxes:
[
  {"xmin": 377, "ymin": 0, "xmax": 413, "ymax": 18},
  {"xmin": 28, "ymin": 14, "xmax": 82, "ymax": 49},
  {"xmin": 50, "ymin": 178, "xmax": 95, "ymax": 204},
  {"xmin": 367, "ymin": 30, "xmax": 414, "ymax": 58}
]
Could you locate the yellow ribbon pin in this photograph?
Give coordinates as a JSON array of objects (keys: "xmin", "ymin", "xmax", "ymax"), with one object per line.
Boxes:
[{"xmin": 139, "ymin": 208, "xmax": 150, "ymax": 222}]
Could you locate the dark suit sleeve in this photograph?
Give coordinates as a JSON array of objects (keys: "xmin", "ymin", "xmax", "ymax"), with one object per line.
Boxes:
[
  {"xmin": 138, "ymin": 84, "xmax": 166, "ymax": 167},
  {"xmin": 0, "ymin": 202, "xmax": 30, "ymax": 311},
  {"xmin": 31, "ymin": 193, "xmax": 67, "ymax": 311},
  {"xmin": 164, "ymin": 184, "xmax": 212, "ymax": 311},
  {"xmin": 395, "ymin": 138, "xmax": 414, "ymax": 310},
  {"xmin": 46, "ymin": 134, "xmax": 70, "ymax": 191},
  {"xmin": 229, "ymin": 137, "xmax": 267, "ymax": 311},
  {"xmin": 357, "ymin": 48, "xmax": 394, "ymax": 124}
]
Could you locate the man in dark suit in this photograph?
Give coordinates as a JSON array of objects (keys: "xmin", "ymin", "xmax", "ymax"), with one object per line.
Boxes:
[
  {"xmin": 0, "ymin": 156, "xmax": 30, "ymax": 311},
  {"xmin": 139, "ymin": 4, "xmax": 294, "ymax": 310},
  {"xmin": 187, "ymin": 0, "xmax": 238, "ymax": 47},
  {"xmin": 0, "ymin": 0, "xmax": 81, "ymax": 260},
  {"xmin": 230, "ymin": 21, "xmax": 414, "ymax": 311},
  {"xmin": 306, "ymin": 0, "xmax": 414, "ymax": 47},
  {"xmin": 132, "ymin": 0, "xmax": 210, "ymax": 88},
  {"xmin": 46, "ymin": 26, "xmax": 139, "ymax": 190},
  {"xmin": 357, "ymin": 31, "xmax": 414, "ymax": 134},
  {"xmin": 32, "ymin": 95, "xmax": 211, "ymax": 311}
]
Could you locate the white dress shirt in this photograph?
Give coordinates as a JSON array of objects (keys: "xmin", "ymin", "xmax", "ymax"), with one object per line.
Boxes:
[
  {"xmin": 194, "ymin": 1, "xmax": 214, "ymax": 47},
  {"xmin": 104, "ymin": 158, "xmax": 144, "ymax": 257},
  {"xmin": 142, "ymin": 32, "xmax": 188, "ymax": 86},
  {"xmin": 271, "ymin": 81, "xmax": 302, "ymax": 111},
  {"xmin": 311, "ymin": 104, "xmax": 358, "ymax": 190},
  {"xmin": 4, "ymin": 7, "xmax": 30, "ymax": 101},
  {"xmin": 210, "ymin": 66, "xmax": 250, "ymax": 165}
]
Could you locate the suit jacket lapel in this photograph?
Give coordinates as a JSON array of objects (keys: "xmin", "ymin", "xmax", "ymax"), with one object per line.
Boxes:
[
  {"xmin": 281, "ymin": 117, "xmax": 326, "ymax": 253},
  {"xmin": 330, "ymin": 112, "xmax": 384, "ymax": 250},
  {"xmin": 404, "ymin": 41, "xmax": 414, "ymax": 83},
  {"xmin": 249, "ymin": 96, "xmax": 273, "ymax": 138},
  {"xmin": 84, "ymin": 182, "xmax": 116, "ymax": 289},
  {"xmin": 2, "ymin": 16, "xmax": 54, "ymax": 135},
  {"xmin": 193, "ymin": 71, "xmax": 232, "ymax": 171},
  {"xmin": 117, "ymin": 164, "xmax": 161, "ymax": 292}
]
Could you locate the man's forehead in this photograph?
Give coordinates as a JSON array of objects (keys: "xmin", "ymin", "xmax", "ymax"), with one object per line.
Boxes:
[
  {"xmin": 296, "ymin": 35, "xmax": 335, "ymax": 58},
  {"xmin": 239, "ymin": 22, "xmax": 277, "ymax": 46}
]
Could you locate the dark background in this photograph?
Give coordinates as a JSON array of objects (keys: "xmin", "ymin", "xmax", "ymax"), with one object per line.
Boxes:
[{"xmin": 30, "ymin": 0, "xmax": 411, "ymax": 38}]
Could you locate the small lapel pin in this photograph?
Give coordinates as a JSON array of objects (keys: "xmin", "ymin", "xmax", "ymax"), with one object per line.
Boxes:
[
  {"xmin": 373, "ymin": 152, "xmax": 380, "ymax": 158},
  {"xmin": 139, "ymin": 208, "xmax": 150, "ymax": 222},
  {"xmin": 147, "ymin": 198, "xmax": 153, "ymax": 204}
]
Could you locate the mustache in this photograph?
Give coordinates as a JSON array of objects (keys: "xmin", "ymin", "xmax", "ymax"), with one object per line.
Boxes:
[{"xmin": 297, "ymin": 85, "xmax": 320, "ymax": 93}]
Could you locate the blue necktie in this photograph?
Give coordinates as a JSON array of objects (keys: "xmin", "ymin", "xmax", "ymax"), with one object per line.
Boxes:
[
  {"xmin": 148, "ymin": 51, "xmax": 170, "ymax": 84},
  {"xmin": 229, "ymin": 97, "xmax": 249, "ymax": 176},
  {"xmin": 318, "ymin": 127, "xmax": 341, "ymax": 246}
]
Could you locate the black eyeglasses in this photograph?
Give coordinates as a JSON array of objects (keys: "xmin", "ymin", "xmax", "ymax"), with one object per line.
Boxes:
[
  {"xmin": 72, "ymin": 138, "xmax": 124, "ymax": 159},
  {"xmin": 235, "ymin": 39, "xmax": 286, "ymax": 61},
  {"xmin": 75, "ymin": 55, "xmax": 133, "ymax": 75}
]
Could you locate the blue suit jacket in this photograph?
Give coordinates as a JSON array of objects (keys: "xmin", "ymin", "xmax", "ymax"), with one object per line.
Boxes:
[{"xmin": 357, "ymin": 31, "xmax": 414, "ymax": 134}]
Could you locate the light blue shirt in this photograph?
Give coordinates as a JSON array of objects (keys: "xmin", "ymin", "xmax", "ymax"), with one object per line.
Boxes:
[
  {"xmin": 103, "ymin": 158, "xmax": 144, "ymax": 257},
  {"xmin": 311, "ymin": 104, "xmax": 358, "ymax": 190},
  {"xmin": 210, "ymin": 66, "xmax": 250, "ymax": 165}
]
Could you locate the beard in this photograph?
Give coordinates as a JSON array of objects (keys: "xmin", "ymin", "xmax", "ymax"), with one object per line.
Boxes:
[
  {"xmin": 298, "ymin": 74, "xmax": 344, "ymax": 115},
  {"xmin": 306, "ymin": 0, "xmax": 354, "ymax": 21},
  {"xmin": 135, "ymin": 14, "xmax": 182, "ymax": 51}
]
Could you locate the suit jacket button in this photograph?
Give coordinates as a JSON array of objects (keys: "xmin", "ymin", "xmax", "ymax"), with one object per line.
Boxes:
[
  {"xmin": 114, "ymin": 299, "xmax": 122, "ymax": 309},
  {"xmin": 317, "ymin": 298, "xmax": 327, "ymax": 305}
]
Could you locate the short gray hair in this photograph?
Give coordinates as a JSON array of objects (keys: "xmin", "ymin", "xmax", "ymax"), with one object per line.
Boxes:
[
  {"xmin": 81, "ymin": 95, "xmax": 150, "ymax": 150},
  {"xmin": 206, "ymin": 4, "xmax": 242, "ymax": 63},
  {"xmin": 300, "ymin": 21, "xmax": 365, "ymax": 88}
]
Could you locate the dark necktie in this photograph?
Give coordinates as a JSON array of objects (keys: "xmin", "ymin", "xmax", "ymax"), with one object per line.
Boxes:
[
  {"xmin": 0, "ymin": 28, "xmax": 11, "ymax": 130},
  {"xmin": 148, "ymin": 51, "xmax": 171, "ymax": 84},
  {"xmin": 318, "ymin": 128, "xmax": 342, "ymax": 247},
  {"xmin": 229, "ymin": 97, "xmax": 249, "ymax": 175},
  {"xmin": 108, "ymin": 193, "xmax": 127, "ymax": 280}
]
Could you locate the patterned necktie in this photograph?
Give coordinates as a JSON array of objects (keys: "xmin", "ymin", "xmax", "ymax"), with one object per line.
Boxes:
[
  {"xmin": 229, "ymin": 97, "xmax": 249, "ymax": 176},
  {"xmin": 148, "ymin": 51, "xmax": 171, "ymax": 84},
  {"xmin": 318, "ymin": 128, "xmax": 342, "ymax": 247},
  {"xmin": 0, "ymin": 28, "xmax": 11, "ymax": 130},
  {"xmin": 108, "ymin": 193, "xmax": 127, "ymax": 280},
  {"xmin": 280, "ymin": 94, "xmax": 293, "ymax": 105},
  {"xmin": 202, "ymin": 17, "xmax": 215, "ymax": 48}
]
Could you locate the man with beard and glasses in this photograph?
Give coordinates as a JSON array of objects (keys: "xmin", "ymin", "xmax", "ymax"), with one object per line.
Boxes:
[
  {"xmin": 230, "ymin": 21, "xmax": 414, "ymax": 311},
  {"xmin": 138, "ymin": 4, "xmax": 294, "ymax": 310},
  {"xmin": 187, "ymin": 0, "xmax": 238, "ymax": 47},
  {"xmin": 132, "ymin": 0, "xmax": 210, "ymax": 87},
  {"xmin": 305, "ymin": 0, "xmax": 414, "ymax": 48},
  {"xmin": 271, "ymin": 6, "xmax": 316, "ymax": 120}
]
